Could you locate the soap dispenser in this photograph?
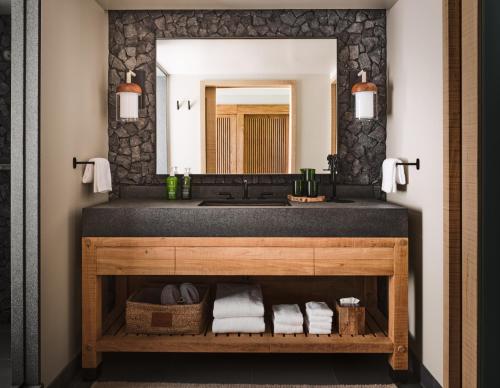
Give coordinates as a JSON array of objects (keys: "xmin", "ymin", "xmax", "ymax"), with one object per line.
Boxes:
[
  {"xmin": 166, "ymin": 166, "xmax": 179, "ymax": 200},
  {"xmin": 182, "ymin": 168, "xmax": 192, "ymax": 200}
]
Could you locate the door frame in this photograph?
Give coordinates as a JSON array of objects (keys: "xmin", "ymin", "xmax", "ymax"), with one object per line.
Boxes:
[
  {"xmin": 200, "ymin": 80, "xmax": 297, "ymax": 174},
  {"xmin": 443, "ymin": 0, "xmax": 480, "ymax": 387},
  {"xmin": 11, "ymin": 0, "xmax": 42, "ymax": 386}
]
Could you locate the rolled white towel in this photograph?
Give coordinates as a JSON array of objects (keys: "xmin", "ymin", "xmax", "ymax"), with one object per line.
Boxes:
[
  {"xmin": 273, "ymin": 320, "xmax": 303, "ymax": 334},
  {"xmin": 305, "ymin": 317, "xmax": 332, "ymax": 331},
  {"xmin": 272, "ymin": 304, "xmax": 303, "ymax": 326},
  {"xmin": 305, "ymin": 301, "xmax": 333, "ymax": 318},
  {"xmin": 212, "ymin": 317, "xmax": 265, "ymax": 334},
  {"xmin": 179, "ymin": 283, "xmax": 200, "ymax": 304},
  {"xmin": 213, "ymin": 283, "xmax": 264, "ymax": 319},
  {"xmin": 160, "ymin": 284, "xmax": 180, "ymax": 305}
]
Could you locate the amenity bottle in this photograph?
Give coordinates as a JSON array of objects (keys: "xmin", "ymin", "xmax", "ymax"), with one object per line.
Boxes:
[
  {"xmin": 181, "ymin": 168, "xmax": 192, "ymax": 200},
  {"xmin": 167, "ymin": 166, "xmax": 179, "ymax": 200}
]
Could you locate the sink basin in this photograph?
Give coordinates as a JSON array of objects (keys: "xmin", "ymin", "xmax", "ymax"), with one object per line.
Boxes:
[{"xmin": 199, "ymin": 199, "xmax": 291, "ymax": 207}]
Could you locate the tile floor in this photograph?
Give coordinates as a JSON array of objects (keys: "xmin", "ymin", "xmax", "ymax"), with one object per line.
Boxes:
[
  {"xmin": 68, "ymin": 353, "xmax": 422, "ymax": 388},
  {"xmin": 0, "ymin": 324, "xmax": 10, "ymax": 388}
]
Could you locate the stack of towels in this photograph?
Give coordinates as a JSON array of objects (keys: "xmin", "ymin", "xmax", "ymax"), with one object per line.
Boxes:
[
  {"xmin": 212, "ymin": 284, "xmax": 265, "ymax": 333},
  {"xmin": 305, "ymin": 301, "xmax": 334, "ymax": 334},
  {"xmin": 272, "ymin": 304, "xmax": 304, "ymax": 334}
]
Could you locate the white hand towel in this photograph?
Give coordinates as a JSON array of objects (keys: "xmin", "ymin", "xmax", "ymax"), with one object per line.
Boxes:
[
  {"xmin": 273, "ymin": 321, "xmax": 303, "ymax": 334},
  {"xmin": 213, "ymin": 284, "xmax": 264, "ymax": 319},
  {"xmin": 82, "ymin": 158, "xmax": 112, "ymax": 193},
  {"xmin": 179, "ymin": 283, "xmax": 200, "ymax": 305},
  {"xmin": 306, "ymin": 315, "xmax": 332, "ymax": 324},
  {"xmin": 381, "ymin": 158, "xmax": 406, "ymax": 193},
  {"xmin": 307, "ymin": 326, "xmax": 332, "ymax": 335},
  {"xmin": 305, "ymin": 317, "xmax": 332, "ymax": 331},
  {"xmin": 272, "ymin": 304, "xmax": 303, "ymax": 326},
  {"xmin": 305, "ymin": 302, "xmax": 333, "ymax": 318},
  {"xmin": 212, "ymin": 317, "xmax": 265, "ymax": 334},
  {"xmin": 160, "ymin": 284, "xmax": 180, "ymax": 305}
]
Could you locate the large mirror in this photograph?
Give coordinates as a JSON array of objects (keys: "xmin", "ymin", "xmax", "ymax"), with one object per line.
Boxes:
[{"xmin": 156, "ymin": 39, "xmax": 337, "ymax": 174}]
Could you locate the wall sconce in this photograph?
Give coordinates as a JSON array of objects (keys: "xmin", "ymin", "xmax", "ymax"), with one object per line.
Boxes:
[
  {"xmin": 116, "ymin": 70, "xmax": 145, "ymax": 122},
  {"xmin": 351, "ymin": 70, "xmax": 378, "ymax": 120}
]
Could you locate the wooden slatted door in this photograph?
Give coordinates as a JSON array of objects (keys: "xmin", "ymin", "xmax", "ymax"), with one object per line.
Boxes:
[
  {"xmin": 215, "ymin": 115, "xmax": 237, "ymax": 173},
  {"xmin": 244, "ymin": 114, "xmax": 289, "ymax": 174}
]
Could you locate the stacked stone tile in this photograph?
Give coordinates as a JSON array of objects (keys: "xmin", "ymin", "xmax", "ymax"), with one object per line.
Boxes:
[{"xmin": 108, "ymin": 10, "xmax": 387, "ymax": 196}]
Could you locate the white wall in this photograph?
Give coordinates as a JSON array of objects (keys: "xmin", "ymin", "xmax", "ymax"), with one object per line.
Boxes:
[
  {"xmin": 387, "ymin": 0, "xmax": 443, "ymax": 384},
  {"xmin": 40, "ymin": 0, "xmax": 108, "ymax": 385},
  {"xmin": 161, "ymin": 73, "xmax": 332, "ymax": 174}
]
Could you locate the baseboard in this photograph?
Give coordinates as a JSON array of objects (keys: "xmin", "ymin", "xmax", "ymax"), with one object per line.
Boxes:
[
  {"xmin": 409, "ymin": 351, "xmax": 442, "ymax": 388},
  {"xmin": 46, "ymin": 353, "xmax": 80, "ymax": 388}
]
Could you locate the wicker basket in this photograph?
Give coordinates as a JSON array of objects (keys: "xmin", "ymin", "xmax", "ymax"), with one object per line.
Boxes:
[{"xmin": 126, "ymin": 285, "xmax": 209, "ymax": 335}]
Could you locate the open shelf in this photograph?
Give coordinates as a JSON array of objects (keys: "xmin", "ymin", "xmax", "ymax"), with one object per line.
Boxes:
[{"xmin": 97, "ymin": 309, "xmax": 392, "ymax": 354}]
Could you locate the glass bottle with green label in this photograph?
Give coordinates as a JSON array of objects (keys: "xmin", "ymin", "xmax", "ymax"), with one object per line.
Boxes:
[
  {"xmin": 166, "ymin": 166, "xmax": 178, "ymax": 200},
  {"xmin": 181, "ymin": 168, "xmax": 192, "ymax": 200}
]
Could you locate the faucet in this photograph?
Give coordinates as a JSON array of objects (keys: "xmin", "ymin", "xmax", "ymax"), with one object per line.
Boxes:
[
  {"xmin": 242, "ymin": 178, "xmax": 249, "ymax": 200},
  {"xmin": 324, "ymin": 154, "xmax": 339, "ymax": 201}
]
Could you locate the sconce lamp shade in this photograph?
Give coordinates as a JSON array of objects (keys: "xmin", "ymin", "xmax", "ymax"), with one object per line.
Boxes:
[
  {"xmin": 352, "ymin": 71, "xmax": 378, "ymax": 120},
  {"xmin": 116, "ymin": 70, "xmax": 142, "ymax": 122}
]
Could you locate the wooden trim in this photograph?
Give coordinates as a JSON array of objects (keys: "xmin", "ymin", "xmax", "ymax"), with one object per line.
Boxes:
[
  {"xmin": 216, "ymin": 104, "xmax": 289, "ymax": 115},
  {"xmin": 200, "ymin": 80, "xmax": 296, "ymax": 173},
  {"xmin": 84, "ymin": 236, "xmax": 400, "ymax": 248},
  {"xmin": 461, "ymin": 0, "xmax": 479, "ymax": 387},
  {"xmin": 387, "ymin": 239, "xmax": 409, "ymax": 371},
  {"xmin": 82, "ymin": 238, "xmax": 102, "ymax": 369},
  {"xmin": 443, "ymin": 0, "xmax": 463, "ymax": 387}
]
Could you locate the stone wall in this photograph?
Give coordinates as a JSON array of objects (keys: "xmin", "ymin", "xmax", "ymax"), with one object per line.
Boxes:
[
  {"xmin": 108, "ymin": 10, "xmax": 387, "ymax": 196},
  {"xmin": 0, "ymin": 15, "xmax": 10, "ymax": 323}
]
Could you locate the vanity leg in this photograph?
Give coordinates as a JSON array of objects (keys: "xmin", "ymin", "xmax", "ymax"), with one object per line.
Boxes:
[
  {"xmin": 82, "ymin": 238, "xmax": 103, "ymax": 380},
  {"xmin": 388, "ymin": 239, "xmax": 409, "ymax": 372}
]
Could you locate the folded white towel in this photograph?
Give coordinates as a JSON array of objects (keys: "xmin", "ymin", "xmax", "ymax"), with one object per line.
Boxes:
[
  {"xmin": 213, "ymin": 284, "xmax": 264, "ymax": 319},
  {"xmin": 273, "ymin": 321, "xmax": 303, "ymax": 334},
  {"xmin": 160, "ymin": 284, "xmax": 180, "ymax": 305},
  {"xmin": 272, "ymin": 304, "xmax": 303, "ymax": 326},
  {"xmin": 306, "ymin": 315, "xmax": 332, "ymax": 324},
  {"xmin": 305, "ymin": 317, "xmax": 332, "ymax": 331},
  {"xmin": 305, "ymin": 302, "xmax": 333, "ymax": 318},
  {"xmin": 307, "ymin": 326, "xmax": 332, "ymax": 335},
  {"xmin": 212, "ymin": 317, "xmax": 265, "ymax": 334},
  {"xmin": 82, "ymin": 157, "xmax": 112, "ymax": 193},
  {"xmin": 381, "ymin": 158, "xmax": 406, "ymax": 193},
  {"xmin": 179, "ymin": 283, "xmax": 200, "ymax": 305}
]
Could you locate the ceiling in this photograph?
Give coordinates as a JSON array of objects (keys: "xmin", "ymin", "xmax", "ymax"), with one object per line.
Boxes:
[
  {"xmin": 96, "ymin": 0, "xmax": 398, "ymax": 10},
  {"xmin": 157, "ymin": 39, "xmax": 337, "ymax": 76},
  {"xmin": 0, "ymin": 0, "xmax": 10, "ymax": 15}
]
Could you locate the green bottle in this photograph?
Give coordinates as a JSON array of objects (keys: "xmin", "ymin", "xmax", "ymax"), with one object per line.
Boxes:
[
  {"xmin": 166, "ymin": 166, "xmax": 178, "ymax": 200},
  {"xmin": 181, "ymin": 168, "xmax": 192, "ymax": 200}
]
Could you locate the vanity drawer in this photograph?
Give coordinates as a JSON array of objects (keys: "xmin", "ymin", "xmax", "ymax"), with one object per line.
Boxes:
[
  {"xmin": 314, "ymin": 247, "xmax": 394, "ymax": 276},
  {"xmin": 175, "ymin": 247, "xmax": 314, "ymax": 275},
  {"xmin": 96, "ymin": 246, "xmax": 175, "ymax": 275}
]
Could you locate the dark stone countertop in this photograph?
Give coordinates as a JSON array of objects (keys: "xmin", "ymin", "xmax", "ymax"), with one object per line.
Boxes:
[{"xmin": 82, "ymin": 198, "xmax": 408, "ymax": 238}]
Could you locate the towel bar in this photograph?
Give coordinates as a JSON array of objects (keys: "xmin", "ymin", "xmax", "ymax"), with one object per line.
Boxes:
[
  {"xmin": 396, "ymin": 159, "xmax": 420, "ymax": 170},
  {"xmin": 73, "ymin": 157, "xmax": 95, "ymax": 169}
]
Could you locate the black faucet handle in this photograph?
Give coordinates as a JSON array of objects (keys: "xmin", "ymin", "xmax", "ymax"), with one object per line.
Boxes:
[{"xmin": 218, "ymin": 192, "xmax": 234, "ymax": 200}]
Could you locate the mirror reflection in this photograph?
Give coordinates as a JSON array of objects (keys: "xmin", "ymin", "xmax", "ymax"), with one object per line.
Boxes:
[{"xmin": 156, "ymin": 39, "xmax": 337, "ymax": 174}]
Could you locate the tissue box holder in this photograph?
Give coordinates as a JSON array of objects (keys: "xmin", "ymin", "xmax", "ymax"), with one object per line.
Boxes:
[{"xmin": 335, "ymin": 299, "xmax": 365, "ymax": 336}]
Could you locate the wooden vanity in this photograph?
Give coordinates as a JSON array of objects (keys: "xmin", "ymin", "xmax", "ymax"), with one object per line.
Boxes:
[{"xmin": 82, "ymin": 235, "xmax": 408, "ymax": 376}]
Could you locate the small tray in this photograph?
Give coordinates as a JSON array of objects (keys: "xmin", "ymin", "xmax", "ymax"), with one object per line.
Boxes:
[{"xmin": 287, "ymin": 195, "xmax": 326, "ymax": 203}]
